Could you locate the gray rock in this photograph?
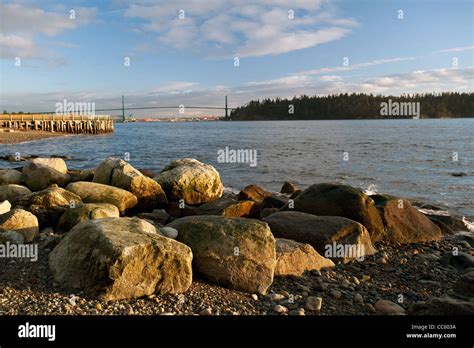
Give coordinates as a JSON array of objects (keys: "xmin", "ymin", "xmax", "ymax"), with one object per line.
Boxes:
[
  {"xmin": 154, "ymin": 158, "xmax": 223, "ymax": 204},
  {"xmin": 66, "ymin": 181, "xmax": 137, "ymax": 214},
  {"xmin": 0, "ymin": 230, "xmax": 25, "ymax": 244},
  {"xmin": 264, "ymin": 211, "xmax": 376, "ymax": 262},
  {"xmin": 0, "ymin": 184, "xmax": 32, "ymax": 203},
  {"xmin": 56, "ymin": 203, "xmax": 120, "ymax": 233},
  {"xmin": 93, "ymin": 157, "xmax": 167, "ymax": 212},
  {"xmin": 305, "ymin": 296, "xmax": 322, "ymax": 312},
  {"xmin": 274, "ymin": 238, "xmax": 335, "ymax": 276},
  {"xmin": 0, "ymin": 169, "xmax": 22, "ymax": 185},
  {"xmin": 23, "ymin": 158, "xmax": 70, "ymax": 191},
  {"xmin": 0, "ymin": 209, "xmax": 39, "ymax": 242},
  {"xmin": 49, "ymin": 217, "xmax": 193, "ymax": 301},
  {"xmin": 168, "ymin": 215, "xmax": 276, "ymax": 294}
]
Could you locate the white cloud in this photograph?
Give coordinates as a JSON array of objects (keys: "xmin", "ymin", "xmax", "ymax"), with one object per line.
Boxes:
[
  {"xmin": 300, "ymin": 56, "xmax": 416, "ymax": 75},
  {"xmin": 124, "ymin": 0, "xmax": 357, "ymax": 58},
  {"xmin": 434, "ymin": 46, "xmax": 474, "ymax": 53},
  {"xmin": 4, "ymin": 67, "xmax": 471, "ymax": 116},
  {"xmin": 0, "ymin": 3, "xmax": 96, "ymax": 60}
]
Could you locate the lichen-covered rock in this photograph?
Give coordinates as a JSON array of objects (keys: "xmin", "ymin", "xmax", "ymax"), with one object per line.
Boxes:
[
  {"xmin": 264, "ymin": 211, "xmax": 376, "ymax": 262},
  {"xmin": 154, "ymin": 158, "xmax": 223, "ymax": 205},
  {"xmin": 371, "ymin": 194, "xmax": 442, "ymax": 243},
  {"xmin": 49, "ymin": 217, "xmax": 193, "ymax": 301},
  {"xmin": 14, "ymin": 187, "xmax": 82, "ymax": 228},
  {"xmin": 168, "ymin": 215, "xmax": 276, "ymax": 294},
  {"xmin": 275, "ymin": 238, "xmax": 335, "ymax": 276},
  {"xmin": 93, "ymin": 157, "xmax": 167, "ymax": 212},
  {"xmin": 0, "ymin": 184, "xmax": 32, "ymax": 203},
  {"xmin": 23, "ymin": 158, "xmax": 70, "ymax": 191},
  {"xmin": 66, "ymin": 181, "xmax": 137, "ymax": 214},
  {"xmin": 0, "ymin": 209, "xmax": 39, "ymax": 242},
  {"xmin": 281, "ymin": 183, "xmax": 385, "ymax": 242},
  {"xmin": 0, "ymin": 169, "xmax": 22, "ymax": 185},
  {"xmin": 56, "ymin": 203, "xmax": 120, "ymax": 233}
]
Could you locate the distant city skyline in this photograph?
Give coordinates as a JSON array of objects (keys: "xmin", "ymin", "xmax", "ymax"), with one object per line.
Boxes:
[{"xmin": 1, "ymin": 0, "xmax": 473, "ymax": 117}]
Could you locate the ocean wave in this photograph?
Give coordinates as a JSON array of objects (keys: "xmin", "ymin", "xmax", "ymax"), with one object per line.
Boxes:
[
  {"xmin": 363, "ymin": 183, "xmax": 378, "ymax": 196},
  {"xmin": 462, "ymin": 217, "xmax": 474, "ymax": 232}
]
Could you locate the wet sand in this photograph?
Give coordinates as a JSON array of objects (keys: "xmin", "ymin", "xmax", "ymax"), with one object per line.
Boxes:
[{"xmin": 0, "ymin": 130, "xmax": 73, "ymax": 145}]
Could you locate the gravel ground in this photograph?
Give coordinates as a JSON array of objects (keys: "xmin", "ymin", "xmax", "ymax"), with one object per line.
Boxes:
[{"xmin": 0, "ymin": 234, "xmax": 470, "ymax": 316}]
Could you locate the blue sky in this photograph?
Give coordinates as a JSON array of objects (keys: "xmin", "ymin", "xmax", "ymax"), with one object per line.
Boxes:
[{"xmin": 1, "ymin": 0, "xmax": 473, "ymax": 116}]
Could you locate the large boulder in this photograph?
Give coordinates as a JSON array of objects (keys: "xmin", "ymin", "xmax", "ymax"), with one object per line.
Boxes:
[
  {"xmin": 197, "ymin": 197, "xmax": 258, "ymax": 218},
  {"xmin": 154, "ymin": 158, "xmax": 224, "ymax": 205},
  {"xmin": 264, "ymin": 211, "xmax": 376, "ymax": 262},
  {"xmin": 14, "ymin": 187, "xmax": 82, "ymax": 228},
  {"xmin": 93, "ymin": 157, "xmax": 167, "ymax": 212},
  {"xmin": 168, "ymin": 216, "xmax": 276, "ymax": 294},
  {"xmin": 410, "ymin": 297, "xmax": 474, "ymax": 315},
  {"xmin": 56, "ymin": 203, "xmax": 120, "ymax": 233},
  {"xmin": 0, "ymin": 169, "xmax": 22, "ymax": 185},
  {"xmin": 0, "ymin": 209, "xmax": 39, "ymax": 242},
  {"xmin": 0, "ymin": 184, "xmax": 32, "ymax": 203},
  {"xmin": 66, "ymin": 181, "xmax": 137, "ymax": 214},
  {"xmin": 275, "ymin": 238, "xmax": 335, "ymax": 276},
  {"xmin": 49, "ymin": 217, "xmax": 193, "ymax": 301},
  {"xmin": 281, "ymin": 183, "xmax": 385, "ymax": 242},
  {"xmin": 371, "ymin": 195, "xmax": 442, "ymax": 243},
  {"xmin": 22, "ymin": 158, "xmax": 70, "ymax": 191}
]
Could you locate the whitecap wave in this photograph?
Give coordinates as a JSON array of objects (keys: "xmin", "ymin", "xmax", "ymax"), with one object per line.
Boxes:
[
  {"xmin": 363, "ymin": 183, "xmax": 378, "ymax": 196},
  {"xmin": 462, "ymin": 217, "xmax": 474, "ymax": 232}
]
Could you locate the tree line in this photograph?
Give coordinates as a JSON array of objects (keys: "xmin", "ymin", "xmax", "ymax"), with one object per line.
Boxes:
[{"xmin": 229, "ymin": 92, "xmax": 474, "ymax": 120}]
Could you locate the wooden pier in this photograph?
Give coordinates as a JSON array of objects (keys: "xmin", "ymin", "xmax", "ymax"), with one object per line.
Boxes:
[{"xmin": 0, "ymin": 114, "xmax": 114, "ymax": 134}]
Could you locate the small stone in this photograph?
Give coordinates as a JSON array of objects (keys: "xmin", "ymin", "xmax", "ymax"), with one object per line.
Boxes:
[
  {"xmin": 350, "ymin": 276, "xmax": 360, "ymax": 285},
  {"xmin": 329, "ymin": 289, "xmax": 342, "ymax": 299},
  {"xmin": 297, "ymin": 284, "xmax": 311, "ymax": 293},
  {"xmin": 354, "ymin": 293, "xmax": 364, "ymax": 304},
  {"xmin": 267, "ymin": 293, "xmax": 285, "ymax": 302},
  {"xmin": 399, "ymin": 258, "xmax": 408, "ymax": 265},
  {"xmin": 273, "ymin": 304, "xmax": 288, "ymax": 314},
  {"xmin": 341, "ymin": 279, "xmax": 351, "ymax": 288},
  {"xmin": 376, "ymin": 257, "xmax": 388, "ymax": 264},
  {"xmin": 289, "ymin": 308, "xmax": 305, "ymax": 316},
  {"xmin": 305, "ymin": 296, "xmax": 322, "ymax": 312},
  {"xmin": 366, "ymin": 303, "xmax": 376, "ymax": 313},
  {"xmin": 251, "ymin": 294, "xmax": 258, "ymax": 301},
  {"xmin": 199, "ymin": 308, "xmax": 212, "ymax": 315},
  {"xmin": 278, "ymin": 290, "xmax": 290, "ymax": 298},
  {"xmin": 95, "ymin": 303, "xmax": 102, "ymax": 311},
  {"xmin": 374, "ymin": 300, "xmax": 405, "ymax": 315},
  {"xmin": 160, "ymin": 226, "xmax": 178, "ymax": 239}
]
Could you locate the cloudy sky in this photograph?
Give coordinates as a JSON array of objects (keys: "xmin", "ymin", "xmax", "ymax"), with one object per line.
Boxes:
[{"xmin": 0, "ymin": 0, "xmax": 473, "ymax": 117}]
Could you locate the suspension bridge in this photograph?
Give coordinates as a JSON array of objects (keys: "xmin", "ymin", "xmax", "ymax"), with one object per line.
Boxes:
[{"xmin": 0, "ymin": 96, "xmax": 236, "ymax": 134}]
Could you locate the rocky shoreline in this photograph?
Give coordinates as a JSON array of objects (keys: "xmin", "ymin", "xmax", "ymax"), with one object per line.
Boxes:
[{"xmin": 0, "ymin": 156, "xmax": 473, "ymax": 316}]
